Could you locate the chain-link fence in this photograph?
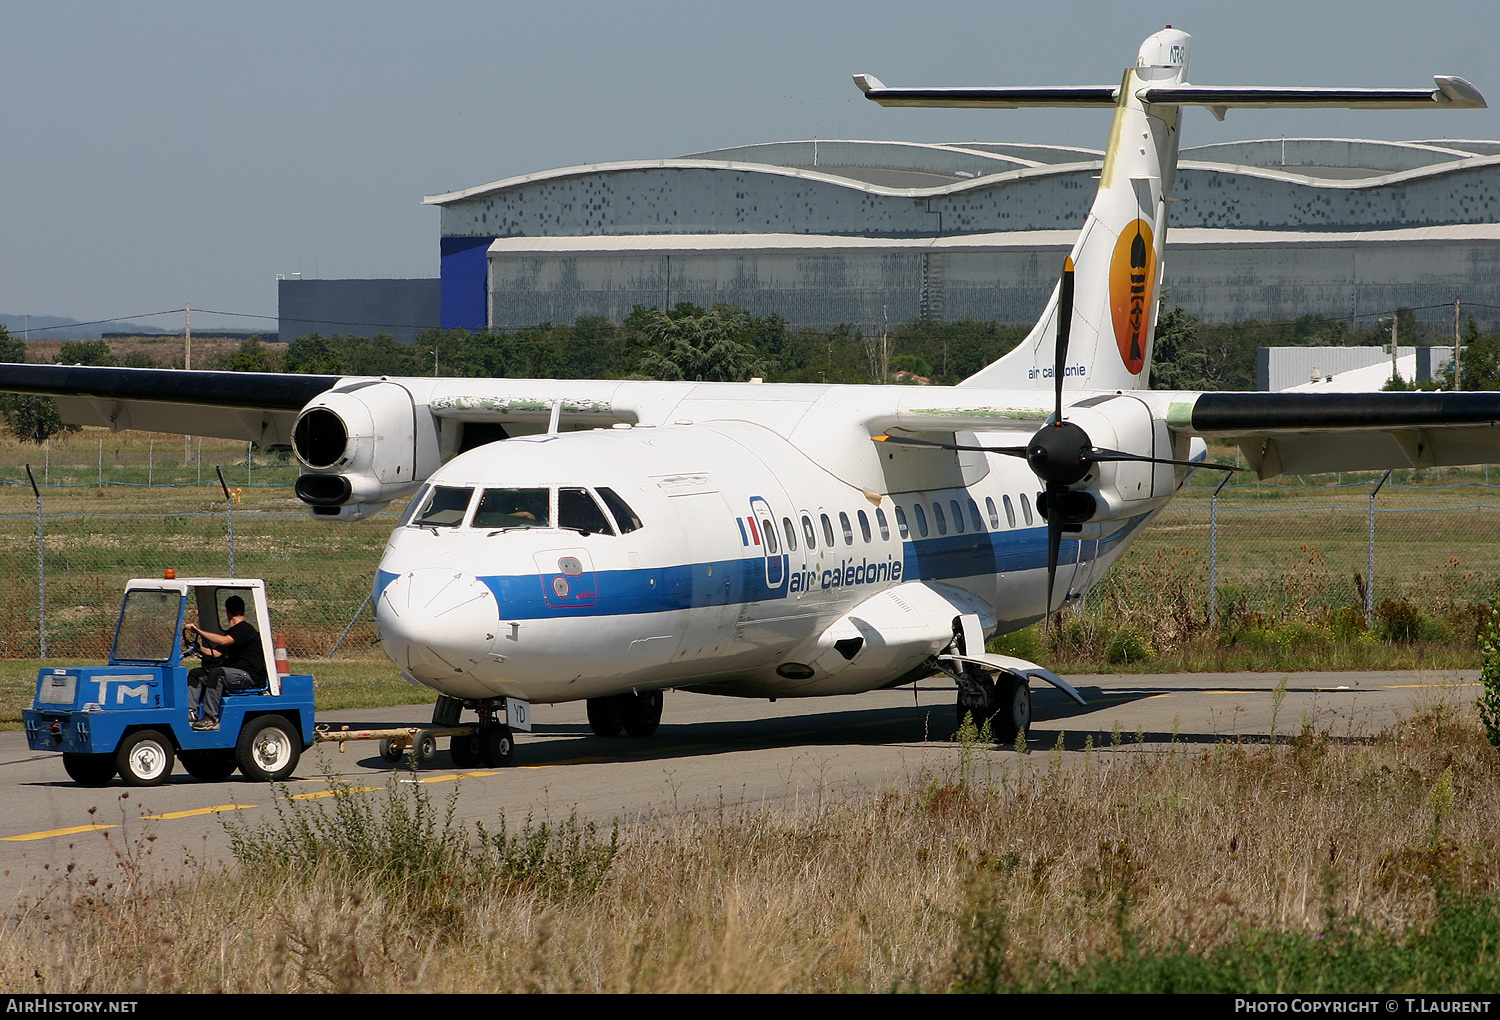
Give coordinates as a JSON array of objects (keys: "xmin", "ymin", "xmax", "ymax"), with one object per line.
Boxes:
[
  {"xmin": 3, "ymin": 430, "xmax": 1499, "ymax": 660},
  {"xmin": 0, "ymin": 432, "xmax": 387, "ymax": 659}
]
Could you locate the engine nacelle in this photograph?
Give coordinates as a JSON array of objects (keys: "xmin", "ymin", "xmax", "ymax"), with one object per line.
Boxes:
[
  {"xmin": 291, "ymin": 381, "xmax": 441, "ymax": 512},
  {"xmin": 1047, "ymin": 395, "xmax": 1182, "ymax": 524}
]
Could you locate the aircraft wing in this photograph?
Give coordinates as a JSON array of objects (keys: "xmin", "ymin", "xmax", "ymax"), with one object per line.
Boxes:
[
  {"xmin": 1166, "ymin": 390, "xmax": 1500, "ymax": 478},
  {"xmin": 0, "ymin": 363, "xmax": 341, "ymax": 445}
]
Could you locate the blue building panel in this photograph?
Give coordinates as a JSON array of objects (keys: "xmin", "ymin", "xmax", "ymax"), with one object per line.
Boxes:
[{"xmin": 441, "ymin": 236, "xmax": 495, "ymax": 330}]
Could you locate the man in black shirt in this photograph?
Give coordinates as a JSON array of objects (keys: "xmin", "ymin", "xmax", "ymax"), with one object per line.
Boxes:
[{"xmin": 186, "ymin": 594, "xmax": 267, "ymax": 731}]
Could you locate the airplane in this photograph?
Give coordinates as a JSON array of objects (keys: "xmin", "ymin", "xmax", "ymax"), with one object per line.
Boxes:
[{"xmin": 3, "ymin": 27, "xmax": 1497, "ymax": 768}]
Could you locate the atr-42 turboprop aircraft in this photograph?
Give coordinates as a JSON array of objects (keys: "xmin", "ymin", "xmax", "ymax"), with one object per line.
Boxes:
[{"xmin": 3, "ymin": 28, "xmax": 1496, "ymax": 766}]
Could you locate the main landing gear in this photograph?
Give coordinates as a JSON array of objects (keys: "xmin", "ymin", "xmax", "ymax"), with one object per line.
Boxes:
[
  {"xmin": 953, "ymin": 665, "xmax": 1032, "ymax": 745},
  {"xmin": 585, "ymin": 690, "xmax": 663, "ymax": 738}
]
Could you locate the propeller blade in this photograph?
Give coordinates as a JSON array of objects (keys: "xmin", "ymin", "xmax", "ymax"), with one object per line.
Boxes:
[
  {"xmin": 1044, "ymin": 481, "xmax": 1065, "ymax": 621},
  {"xmin": 1083, "ymin": 447, "xmax": 1249, "ymax": 472},
  {"xmin": 872, "ymin": 434, "xmax": 1028, "ymax": 456},
  {"xmin": 875, "ymin": 434, "xmax": 1247, "ymax": 475},
  {"xmin": 1053, "ymin": 257, "xmax": 1075, "ymax": 425}
]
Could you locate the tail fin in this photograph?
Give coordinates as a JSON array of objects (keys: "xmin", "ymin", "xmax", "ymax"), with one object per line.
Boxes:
[
  {"xmin": 857, "ymin": 27, "xmax": 1485, "ymax": 394},
  {"xmin": 959, "ymin": 28, "xmax": 1190, "ymax": 391}
]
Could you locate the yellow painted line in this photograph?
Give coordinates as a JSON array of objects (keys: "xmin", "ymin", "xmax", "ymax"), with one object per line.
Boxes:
[
  {"xmin": 289, "ymin": 785, "xmax": 384, "ymax": 800},
  {"xmin": 2, "ymin": 823, "xmax": 117, "ymax": 842},
  {"xmin": 143, "ymin": 804, "xmax": 254, "ymax": 821},
  {"xmin": 1387, "ymin": 682, "xmax": 1479, "ymax": 689}
]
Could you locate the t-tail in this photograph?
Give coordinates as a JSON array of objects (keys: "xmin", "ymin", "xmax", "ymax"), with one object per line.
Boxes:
[{"xmin": 856, "ymin": 27, "xmax": 1484, "ymax": 395}]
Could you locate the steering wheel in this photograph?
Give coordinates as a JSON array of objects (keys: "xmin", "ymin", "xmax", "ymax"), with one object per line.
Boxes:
[{"xmin": 181, "ymin": 625, "xmax": 202, "ymax": 658}]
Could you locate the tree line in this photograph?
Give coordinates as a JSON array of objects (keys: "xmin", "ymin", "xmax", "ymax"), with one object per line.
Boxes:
[{"xmin": 4, "ymin": 302, "xmax": 1498, "ymax": 444}]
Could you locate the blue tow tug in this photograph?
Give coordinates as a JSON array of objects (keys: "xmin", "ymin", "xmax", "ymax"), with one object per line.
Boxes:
[{"xmin": 23, "ymin": 574, "xmax": 315, "ymax": 786}]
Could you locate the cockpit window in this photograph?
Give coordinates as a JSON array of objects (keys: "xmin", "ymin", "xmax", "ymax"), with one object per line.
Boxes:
[
  {"xmin": 473, "ymin": 488, "xmax": 551, "ymax": 529},
  {"xmin": 398, "ymin": 485, "xmax": 430, "ymax": 527},
  {"xmin": 412, "ymin": 486, "xmax": 474, "ymax": 527},
  {"xmin": 597, "ymin": 487, "xmax": 643, "ymax": 534},
  {"xmin": 559, "ymin": 488, "xmax": 614, "ymax": 536}
]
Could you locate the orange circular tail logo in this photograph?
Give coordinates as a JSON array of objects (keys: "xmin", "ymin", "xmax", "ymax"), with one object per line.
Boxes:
[{"xmin": 1109, "ymin": 219, "xmax": 1156, "ymax": 375}]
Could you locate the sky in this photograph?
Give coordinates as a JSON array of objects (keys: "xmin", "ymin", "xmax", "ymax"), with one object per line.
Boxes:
[{"xmin": 3, "ymin": 0, "xmax": 1498, "ymax": 333}]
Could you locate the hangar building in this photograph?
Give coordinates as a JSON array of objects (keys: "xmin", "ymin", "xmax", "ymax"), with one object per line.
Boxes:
[{"xmin": 422, "ymin": 137, "xmax": 1500, "ymax": 334}]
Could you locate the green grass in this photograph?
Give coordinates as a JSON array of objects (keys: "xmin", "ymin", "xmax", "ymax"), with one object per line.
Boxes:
[{"xmin": 963, "ymin": 893, "xmax": 1500, "ymax": 993}]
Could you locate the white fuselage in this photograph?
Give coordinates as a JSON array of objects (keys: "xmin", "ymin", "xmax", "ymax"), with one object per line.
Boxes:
[{"xmin": 373, "ymin": 416, "xmax": 1175, "ymax": 704}]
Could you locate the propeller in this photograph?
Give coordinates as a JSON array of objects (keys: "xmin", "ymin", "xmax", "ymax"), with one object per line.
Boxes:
[{"xmin": 874, "ymin": 257, "xmax": 1244, "ymax": 619}]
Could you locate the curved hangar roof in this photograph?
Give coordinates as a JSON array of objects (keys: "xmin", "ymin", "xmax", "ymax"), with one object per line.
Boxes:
[{"xmin": 424, "ymin": 137, "xmax": 1500, "ymax": 236}]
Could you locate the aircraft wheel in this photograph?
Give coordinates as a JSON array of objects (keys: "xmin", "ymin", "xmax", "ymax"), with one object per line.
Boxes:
[
  {"xmin": 236, "ymin": 715, "xmax": 301, "ymax": 782},
  {"xmin": 956, "ymin": 673, "xmax": 998, "ymax": 731},
  {"xmin": 180, "ymin": 750, "xmax": 237, "ymax": 782},
  {"xmin": 450, "ymin": 731, "xmax": 482, "ymax": 768},
  {"xmin": 63, "ymin": 753, "xmax": 116, "ymax": 787},
  {"xmin": 622, "ymin": 690, "xmax": 663, "ymax": 737},
  {"xmin": 479, "ymin": 724, "xmax": 515, "ymax": 768},
  {"xmin": 991, "ymin": 674, "xmax": 1032, "ymax": 745},
  {"xmin": 586, "ymin": 696, "xmax": 624, "ymax": 737},
  {"xmin": 117, "ymin": 729, "xmax": 175, "ymax": 787}
]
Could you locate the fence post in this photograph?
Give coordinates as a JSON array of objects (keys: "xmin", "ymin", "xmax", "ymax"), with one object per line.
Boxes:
[
  {"xmin": 26, "ymin": 465, "xmax": 45, "ymax": 659},
  {"xmin": 1209, "ymin": 472, "xmax": 1231, "ymax": 629},
  {"xmin": 216, "ymin": 466, "xmax": 236, "ymax": 579},
  {"xmin": 328, "ymin": 593, "xmax": 374, "ymax": 658},
  {"xmin": 1365, "ymin": 469, "xmax": 1392, "ymax": 629}
]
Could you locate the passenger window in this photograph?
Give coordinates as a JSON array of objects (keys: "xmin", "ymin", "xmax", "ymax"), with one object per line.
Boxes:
[
  {"xmin": 820, "ymin": 514, "xmax": 835, "ymax": 547},
  {"xmin": 559, "ymin": 488, "xmax": 614, "ymax": 535},
  {"xmin": 857, "ymin": 509, "xmax": 871, "ymax": 543},
  {"xmin": 802, "ymin": 514, "xmax": 818, "ymax": 549},
  {"xmin": 914, "ymin": 503, "xmax": 929, "ymax": 537},
  {"xmin": 968, "ymin": 498, "xmax": 984, "ymax": 532},
  {"xmin": 985, "ymin": 497, "xmax": 999, "ymax": 530},
  {"xmin": 839, "ymin": 512, "xmax": 853, "ymax": 545},
  {"xmin": 413, "ymin": 486, "xmax": 475, "ymax": 528},
  {"xmin": 894, "ymin": 506, "xmax": 908, "ymax": 539},
  {"xmin": 932, "ymin": 502, "xmax": 947, "ymax": 535},
  {"xmin": 1021, "ymin": 493, "xmax": 1034, "ymax": 526},
  {"xmin": 950, "ymin": 499, "xmax": 964, "ymax": 533},
  {"xmin": 597, "ymin": 487, "xmax": 642, "ymax": 534},
  {"xmin": 1003, "ymin": 494, "xmax": 1016, "ymax": 528},
  {"xmin": 760, "ymin": 517, "xmax": 778, "ymax": 554},
  {"xmin": 876, "ymin": 507, "xmax": 890, "ymax": 540},
  {"xmin": 782, "ymin": 517, "xmax": 798, "ymax": 552}
]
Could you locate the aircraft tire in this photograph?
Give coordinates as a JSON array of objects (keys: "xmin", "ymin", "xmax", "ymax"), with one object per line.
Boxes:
[
  {"xmin": 955, "ymin": 673, "xmax": 998, "ymax": 732},
  {"xmin": 586, "ymin": 696, "xmax": 624, "ymax": 737},
  {"xmin": 63, "ymin": 752, "xmax": 116, "ymax": 787},
  {"xmin": 990, "ymin": 674, "xmax": 1032, "ymax": 745},
  {"xmin": 450, "ymin": 731, "xmax": 482, "ymax": 768},
  {"xmin": 479, "ymin": 724, "xmax": 515, "ymax": 767},
  {"xmin": 622, "ymin": 690, "xmax": 663, "ymax": 738}
]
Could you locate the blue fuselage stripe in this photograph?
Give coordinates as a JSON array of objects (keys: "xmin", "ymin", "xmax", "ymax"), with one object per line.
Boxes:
[{"xmin": 375, "ymin": 518, "xmax": 1145, "ymax": 622}]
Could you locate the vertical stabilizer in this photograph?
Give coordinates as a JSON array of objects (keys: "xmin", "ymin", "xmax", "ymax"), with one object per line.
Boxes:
[{"xmin": 959, "ymin": 28, "xmax": 1189, "ymax": 391}]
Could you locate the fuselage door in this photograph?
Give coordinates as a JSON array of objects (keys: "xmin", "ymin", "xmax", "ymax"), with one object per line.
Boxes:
[{"xmin": 747, "ymin": 496, "xmax": 786, "ymax": 590}]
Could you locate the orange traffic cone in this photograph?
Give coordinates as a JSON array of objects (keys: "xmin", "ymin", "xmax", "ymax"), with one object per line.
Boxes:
[{"xmin": 274, "ymin": 633, "xmax": 290, "ymax": 676}]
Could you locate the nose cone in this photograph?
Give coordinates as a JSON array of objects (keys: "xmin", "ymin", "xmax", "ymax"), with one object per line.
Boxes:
[{"xmin": 377, "ymin": 569, "xmax": 499, "ymax": 685}]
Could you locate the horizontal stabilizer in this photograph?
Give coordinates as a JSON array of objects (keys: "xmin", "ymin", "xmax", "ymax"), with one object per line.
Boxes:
[
  {"xmin": 854, "ymin": 75, "xmax": 1118, "ymax": 108},
  {"xmin": 1139, "ymin": 76, "xmax": 1485, "ymax": 110}
]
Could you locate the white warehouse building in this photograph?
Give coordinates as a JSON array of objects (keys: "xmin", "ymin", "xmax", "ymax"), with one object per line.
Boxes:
[{"xmin": 421, "ymin": 137, "xmax": 1500, "ymax": 334}]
